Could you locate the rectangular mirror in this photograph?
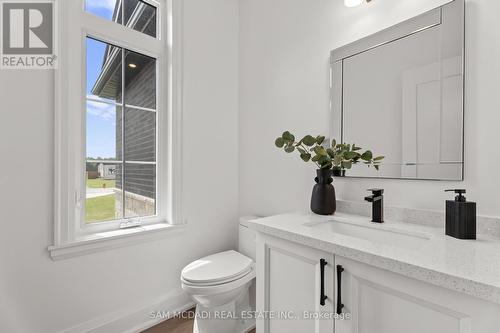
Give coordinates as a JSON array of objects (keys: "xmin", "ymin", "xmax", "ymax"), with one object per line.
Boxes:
[{"xmin": 330, "ymin": 0, "xmax": 464, "ymax": 180}]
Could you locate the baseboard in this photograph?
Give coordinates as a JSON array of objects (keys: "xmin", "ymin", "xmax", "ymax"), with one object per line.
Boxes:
[{"xmin": 58, "ymin": 289, "xmax": 195, "ymax": 333}]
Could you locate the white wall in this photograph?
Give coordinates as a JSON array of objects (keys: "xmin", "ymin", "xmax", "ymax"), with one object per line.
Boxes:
[
  {"xmin": 239, "ymin": 0, "xmax": 500, "ymax": 217},
  {"xmin": 0, "ymin": 0, "xmax": 239, "ymax": 332}
]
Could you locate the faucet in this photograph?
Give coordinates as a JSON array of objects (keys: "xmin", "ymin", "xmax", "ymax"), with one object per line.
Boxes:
[{"xmin": 364, "ymin": 189, "xmax": 384, "ymax": 223}]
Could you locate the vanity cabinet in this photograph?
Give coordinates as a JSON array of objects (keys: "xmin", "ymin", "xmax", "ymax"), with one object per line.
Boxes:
[
  {"xmin": 256, "ymin": 234, "xmax": 335, "ymax": 333},
  {"xmin": 256, "ymin": 234, "xmax": 500, "ymax": 333},
  {"xmin": 335, "ymin": 256, "xmax": 500, "ymax": 333}
]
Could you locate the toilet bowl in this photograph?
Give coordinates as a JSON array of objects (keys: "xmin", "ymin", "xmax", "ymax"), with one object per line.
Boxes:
[{"xmin": 181, "ymin": 217, "xmax": 257, "ymax": 333}]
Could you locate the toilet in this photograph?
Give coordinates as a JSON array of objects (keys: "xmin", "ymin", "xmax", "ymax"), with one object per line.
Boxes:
[{"xmin": 181, "ymin": 217, "xmax": 257, "ymax": 333}]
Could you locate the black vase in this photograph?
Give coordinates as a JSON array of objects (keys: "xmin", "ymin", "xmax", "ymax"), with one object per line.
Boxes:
[
  {"xmin": 332, "ymin": 168, "xmax": 346, "ymax": 177},
  {"xmin": 311, "ymin": 169, "xmax": 336, "ymax": 215}
]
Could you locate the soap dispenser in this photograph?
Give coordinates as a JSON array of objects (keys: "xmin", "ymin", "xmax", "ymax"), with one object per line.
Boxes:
[{"xmin": 445, "ymin": 189, "xmax": 476, "ymax": 240}]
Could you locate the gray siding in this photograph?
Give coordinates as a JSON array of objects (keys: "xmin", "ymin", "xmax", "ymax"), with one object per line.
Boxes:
[{"xmin": 116, "ymin": 60, "xmax": 156, "ymax": 199}]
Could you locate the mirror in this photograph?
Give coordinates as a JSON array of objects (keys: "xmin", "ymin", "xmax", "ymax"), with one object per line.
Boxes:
[{"xmin": 330, "ymin": 0, "xmax": 464, "ymax": 180}]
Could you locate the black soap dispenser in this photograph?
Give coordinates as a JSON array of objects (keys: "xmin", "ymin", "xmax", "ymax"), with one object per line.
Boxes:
[{"xmin": 445, "ymin": 189, "xmax": 476, "ymax": 240}]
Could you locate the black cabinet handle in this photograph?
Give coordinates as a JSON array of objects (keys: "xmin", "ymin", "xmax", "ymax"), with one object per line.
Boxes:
[
  {"xmin": 320, "ymin": 259, "xmax": 328, "ymax": 306},
  {"xmin": 336, "ymin": 265, "xmax": 344, "ymax": 314}
]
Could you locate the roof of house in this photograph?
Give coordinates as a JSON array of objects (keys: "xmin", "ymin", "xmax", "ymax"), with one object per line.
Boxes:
[{"xmin": 91, "ymin": 1, "xmax": 157, "ymax": 100}]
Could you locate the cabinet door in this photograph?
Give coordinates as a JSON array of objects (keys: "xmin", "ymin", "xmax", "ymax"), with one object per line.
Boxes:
[
  {"xmin": 335, "ymin": 256, "xmax": 500, "ymax": 333},
  {"xmin": 256, "ymin": 234, "xmax": 335, "ymax": 333}
]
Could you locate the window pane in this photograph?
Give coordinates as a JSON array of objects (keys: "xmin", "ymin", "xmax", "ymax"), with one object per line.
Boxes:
[
  {"xmin": 124, "ymin": 0, "xmax": 157, "ymax": 38},
  {"xmin": 86, "ymin": 0, "xmax": 157, "ymax": 38},
  {"xmin": 124, "ymin": 108, "xmax": 156, "ymax": 162},
  {"xmin": 123, "ymin": 163, "xmax": 156, "ymax": 218},
  {"xmin": 125, "ymin": 50, "xmax": 156, "ymax": 109},
  {"xmin": 86, "ymin": 163, "xmax": 122, "ymax": 223},
  {"xmin": 86, "ymin": 101, "xmax": 122, "ymax": 161},
  {"xmin": 87, "ymin": 38, "xmax": 123, "ymax": 104},
  {"xmin": 85, "ymin": 0, "xmax": 122, "ymax": 24}
]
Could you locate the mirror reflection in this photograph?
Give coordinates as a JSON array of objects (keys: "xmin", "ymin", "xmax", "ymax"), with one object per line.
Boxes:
[{"xmin": 330, "ymin": 0, "xmax": 464, "ymax": 180}]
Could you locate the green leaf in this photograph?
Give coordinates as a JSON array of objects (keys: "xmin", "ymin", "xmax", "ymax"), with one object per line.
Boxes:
[
  {"xmin": 297, "ymin": 147, "xmax": 306, "ymax": 155},
  {"xmin": 282, "ymin": 131, "xmax": 295, "ymax": 142},
  {"xmin": 302, "ymin": 135, "xmax": 316, "ymax": 146},
  {"xmin": 316, "ymin": 136, "xmax": 325, "ymax": 145},
  {"xmin": 333, "ymin": 155, "xmax": 343, "ymax": 166},
  {"xmin": 284, "ymin": 144, "xmax": 295, "ymax": 153},
  {"xmin": 352, "ymin": 144, "xmax": 362, "ymax": 151},
  {"xmin": 320, "ymin": 162, "xmax": 333, "ymax": 170},
  {"xmin": 373, "ymin": 156, "xmax": 385, "ymax": 161},
  {"xmin": 331, "ymin": 139, "xmax": 337, "ymax": 148},
  {"xmin": 326, "ymin": 148, "xmax": 336, "ymax": 158},
  {"xmin": 275, "ymin": 137, "xmax": 285, "ymax": 148},
  {"xmin": 312, "ymin": 155, "xmax": 321, "ymax": 162},
  {"xmin": 314, "ymin": 146, "xmax": 327, "ymax": 156},
  {"xmin": 318, "ymin": 155, "xmax": 330, "ymax": 165},
  {"xmin": 361, "ymin": 150, "xmax": 373, "ymax": 161},
  {"xmin": 300, "ymin": 153, "xmax": 311, "ymax": 162},
  {"xmin": 344, "ymin": 151, "xmax": 358, "ymax": 160},
  {"xmin": 374, "ymin": 164, "xmax": 380, "ymax": 171},
  {"xmin": 341, "ymin": 161, "xmax": 353, "ymax": 169}
]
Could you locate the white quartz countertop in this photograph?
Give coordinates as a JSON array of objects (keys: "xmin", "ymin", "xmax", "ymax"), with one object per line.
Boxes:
[{"xmin": 247, "ymin": 212, "xmax": 500, "ymax": 304}]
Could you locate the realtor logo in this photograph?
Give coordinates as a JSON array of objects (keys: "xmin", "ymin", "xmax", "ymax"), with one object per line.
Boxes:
[{"xmin": 1, "ymin": 0, "xmax": 57, "ymax": 69}]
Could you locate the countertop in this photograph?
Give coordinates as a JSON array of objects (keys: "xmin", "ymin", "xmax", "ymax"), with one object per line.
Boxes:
[{"xmin": 247, "ymin": 212, "xmax": 500, "ymax": 304}]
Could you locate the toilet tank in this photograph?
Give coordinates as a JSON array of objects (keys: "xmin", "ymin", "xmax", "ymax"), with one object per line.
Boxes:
[{"xmin": 238, "ymin": 216, "xmax": 259, "ymax": 261}]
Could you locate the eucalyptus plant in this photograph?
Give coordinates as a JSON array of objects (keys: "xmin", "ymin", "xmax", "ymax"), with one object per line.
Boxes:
[{"xmin": 275, "ymin": 131, "xmax": 384, "ymax": 171}]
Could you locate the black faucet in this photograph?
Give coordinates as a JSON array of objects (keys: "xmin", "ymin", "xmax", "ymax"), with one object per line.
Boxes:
[{"xmin": 364, "ymin": 189, "xmax": 384, "ymax": 223}]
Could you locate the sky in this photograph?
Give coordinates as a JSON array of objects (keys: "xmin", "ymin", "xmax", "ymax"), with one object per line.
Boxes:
[{"xmin": 85, "ymin": 1, "xmax": 119, "ymax": 160}]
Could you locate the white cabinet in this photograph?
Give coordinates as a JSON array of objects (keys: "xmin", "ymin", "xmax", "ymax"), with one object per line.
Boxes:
[
  {"xmin": 256, "ymin": 234, "xmax": 335, "ymax": 333},
  {"xmin": 335, "ymin": 256, "xmax": 500, "ymax": 333},
  {"xmin": 255, "ymin": 233, "xmax": 500, "ymax": 333}
]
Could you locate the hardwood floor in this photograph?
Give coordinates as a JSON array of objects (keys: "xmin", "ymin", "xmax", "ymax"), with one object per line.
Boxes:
[{"xmin": 142, "ymin": 308, "xmax": 256, "ymax": 333}]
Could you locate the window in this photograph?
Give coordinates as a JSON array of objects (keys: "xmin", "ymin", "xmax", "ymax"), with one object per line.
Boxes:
[
  {"xmin": 51, "ymin": 0, "xmax": 183, "ymax": 259},
  {"xmin": 85, "ymin": 0, "xmax": 158, "ymax": 38},
  {"xmin": 85, "ymin": 37, "xmax": 157, "ymax": 224}
]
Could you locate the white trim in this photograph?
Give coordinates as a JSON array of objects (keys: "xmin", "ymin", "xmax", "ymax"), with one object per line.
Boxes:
[
  {"xmin": 56, "ymin": 288, "xmax": 194, "ymax": 333},
  {"xmin": 77, "ymin": 215, "xmax": 164, "ymax": 235},
  {"xmin": 123, "ymin": 160, "xmax": 157, "ymax": 165},
  {"xmin": 49, "ymin": 223, "xmax": 186, "ymax": 261},
  {"xmin": 85, "ymin": 96, "xmax": 123, "ymax": 106},
  {"xmin": 52, "ymin": 0, "xmax": 183, "ymax": 257},
  {"xmin": 86, "ymin": 159, "xmax": 123, "ymax": 163},
  {"xmin": 82, "ymin": 13, "xmax": 163, "ymax": 57},
  {"xmin": 124, "ymin": 104, "xmax": 157, "ymax": 112},
  {"xmin": 167, "ymin": 0, "xmax": 184, "ymax": 224}
]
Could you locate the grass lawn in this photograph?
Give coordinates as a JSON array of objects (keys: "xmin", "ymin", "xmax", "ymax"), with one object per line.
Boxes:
[
  {"xmin": 86, "ymin": 194, "xmax": 116, "ymax": 223},
  {"xmin": 86, "ymin": 178, "xmax": 116, "ymax": 189}
]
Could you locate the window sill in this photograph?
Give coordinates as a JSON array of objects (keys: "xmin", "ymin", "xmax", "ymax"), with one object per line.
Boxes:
[{"xmin": 48, "ymin": 223, "xmax": 186, "ymax": 261}]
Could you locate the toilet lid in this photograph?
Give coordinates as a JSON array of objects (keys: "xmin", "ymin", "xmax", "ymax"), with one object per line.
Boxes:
[{"xmin": 181, "ymin": 250, "xmax": 253, "ymax": 285}]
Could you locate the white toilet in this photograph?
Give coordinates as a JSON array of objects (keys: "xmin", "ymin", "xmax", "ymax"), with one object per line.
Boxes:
[{"xmin": 181, "ymin": 217, "xmax": 257, "ymax": 333}]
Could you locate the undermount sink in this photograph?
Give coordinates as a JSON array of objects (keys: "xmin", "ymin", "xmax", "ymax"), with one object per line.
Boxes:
[{"xmin": 304, "ymin": 218, "xmax": 431, "ymax": 250}]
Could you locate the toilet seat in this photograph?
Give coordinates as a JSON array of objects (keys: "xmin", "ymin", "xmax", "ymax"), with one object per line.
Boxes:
[
  {"xmin": 181, "ymin": 250, "xmax": 253, "ymax": 286},
  {"xmin": 181, "ymin": 266, "xmax": 255, "ymax": 296},
  {"xmin": 182, "ymin": 268, "xmax": 253, "ymax": 287}
]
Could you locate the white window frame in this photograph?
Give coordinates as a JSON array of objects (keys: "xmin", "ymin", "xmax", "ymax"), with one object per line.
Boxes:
[{"xmin": 50, "ymin": 0, "xmax": 184, "ymax": 260}]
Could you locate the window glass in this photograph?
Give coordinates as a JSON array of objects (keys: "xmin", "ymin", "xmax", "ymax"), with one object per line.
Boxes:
[
  {"xmin": 125, "ymin": 49, "xmax": 156, "ymax": 109},
  {"xmin": 86, "ymin": 101, "xmax": 122, "ymax": 161},
  {"xmin": 87, "ymin": 38, "xmax": 122, "ymax": 104},
  {"xmin": 85, "ymin": 37, "xmax": 157, "ymax": 224},
  {"xmin": 124, "ymin": 163, "xmax": 156, "ymax": 218},
  {"xmin": 124, "ymin": 107, "xmax": 156, "ymax": 162},
  {"xmin": 85, "ymin": 0, "xmax": 123, "ymax": 24},
  {"xmin": 124, "ymin": 0, "xmax": 157, "ymax": 38},
  {"xmin": 85, "ymin": 0, "xmax": 157, "ymax": 38},
  {"xmin": 86, "ymin": 163, "xmax": 122, "ymax": 223}
]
